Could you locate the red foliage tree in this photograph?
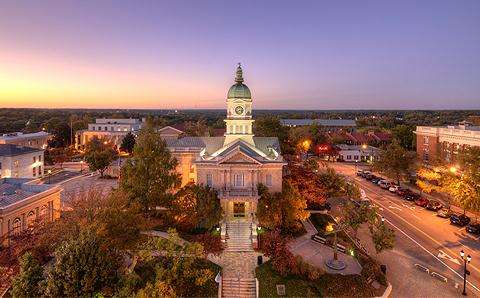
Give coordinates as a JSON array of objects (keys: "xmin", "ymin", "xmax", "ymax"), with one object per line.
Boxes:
[{"xmin": 261, "ymin": 229, "xmax": 296, "ymax": 276}]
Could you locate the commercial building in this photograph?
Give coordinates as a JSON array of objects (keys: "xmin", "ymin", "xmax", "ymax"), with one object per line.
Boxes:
[
  {"xmin": 0, "ymin": 178, "xmax": 61, "ymax": 246},
  {"xmin": 0, "ymin": 131, "xmax": 51, "ymax": 149},
  {"xmin": 0, "ymin": 144, "xmax": 44, "ymax": 179},
  {"xmin": 415, "ymin": 122, "xmax": 480, "ymax": 164},
  {"xmin": 75, "ymin": 118, "xmax": 144, "ymax": 149},
  {"xmin": 336, "ymin": 144, "xmax": 380, "ymax": 163}
]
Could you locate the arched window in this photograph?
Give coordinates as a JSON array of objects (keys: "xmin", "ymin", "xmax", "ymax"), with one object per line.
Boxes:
[
  {"xmin": 39, "ymin": 205, "xmax": 48, "ymax": 221},
  {"xmin": 27, "ymin": 211, "xmax": 36, "ymax": 227},
  {"xmin": 12, "ymin": 218, "xmax": 22, "ymax": 236}
]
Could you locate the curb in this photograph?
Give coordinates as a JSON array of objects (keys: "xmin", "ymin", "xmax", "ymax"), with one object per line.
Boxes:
[{"xmin": 375, "ymin": 282, "xmax": 392, "ymax": 298}]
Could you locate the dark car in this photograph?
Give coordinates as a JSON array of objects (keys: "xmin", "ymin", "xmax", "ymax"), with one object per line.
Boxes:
[
  {"xmin": 426, "ymin": 200, "xmax": 443, "ymax": 211},
  {"xmin": 466, "ymin": 223, "xmax": 480, "ymax": 235},
  {"xmin": 365, "ymin": 173, "xmax": 373, "ymax": 180},
  {"xmin": 414, "ymin": 197, "xmax": 429, "ymax": 207},
  {"xmin": 395, "ymin": 188, "xmax": 408, "ymax": 197},
  {"xmin": 437, "ymin": 208, "xmax": 453, "ymax": 218},
  {"xmin": 404, "ymin": 191, "xmax": 420, "ymax": 201},
  {"xmin": 371, "ymin": 177, "xmax": 380, "ymax": 184},
  {"xmin": 450, "ymin": 214, "xmax": 471, "ymax": 227},
  {"xmin": 356, "ymin": 170, "xmax": 364, "ymax": 176}
]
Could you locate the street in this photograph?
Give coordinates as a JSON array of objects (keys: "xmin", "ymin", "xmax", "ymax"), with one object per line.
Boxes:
[{"xmin": 330, "ymin": 163, "xmax": 480, "ymax": 297}]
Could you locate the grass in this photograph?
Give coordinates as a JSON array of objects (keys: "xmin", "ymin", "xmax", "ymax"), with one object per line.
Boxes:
[{"xmin": 256, "ymin": 262, "xmax": 380, "ymax": 297}]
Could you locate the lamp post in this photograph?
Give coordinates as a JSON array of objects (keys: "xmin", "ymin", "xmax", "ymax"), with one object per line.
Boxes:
[
  {"xmin": 460, "ymin": 249, "xmax": 471, "ymax": 296},
  {"xmin": 47, "ymin": 169, "xmax": 52, "ymax": 184},
  {"xmin": 80, "ymin": 160, "xmax": 84, "ymax": 173}
]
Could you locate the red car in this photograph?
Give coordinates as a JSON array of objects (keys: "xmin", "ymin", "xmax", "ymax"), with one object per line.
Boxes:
[{"xmin": 415, "ymin": 197, "xmax": 430, "ymax": 207}]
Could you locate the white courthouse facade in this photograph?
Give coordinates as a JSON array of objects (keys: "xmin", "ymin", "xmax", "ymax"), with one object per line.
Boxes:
[{"xmin": 164, "ymin": 65, "xmax": 285, "ymax": 218}]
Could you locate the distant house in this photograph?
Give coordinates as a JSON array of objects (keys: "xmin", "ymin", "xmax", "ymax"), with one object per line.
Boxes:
[
  {"xmin": 280, "ymin": 119, "xmax": 356, "ymax": 131},
  {"xmin": 0, "ymin": 144, "xmax": 45, "ymax": 179}
]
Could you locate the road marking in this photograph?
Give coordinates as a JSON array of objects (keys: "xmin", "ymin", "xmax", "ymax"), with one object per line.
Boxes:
[
  {"xmin": 383, "ymin": 217, "xmax": 480, "ymax": 293},
  {"xmin": 438, "ymin": 250, "xmax": 461, "ymax": 265},
  {"xmin": 389, "ymin": 206, "xmax": 402, "ymax": 211},
  {"xmin": 348, "ymin": 173, "xmax": 480, "ymax": 277}
]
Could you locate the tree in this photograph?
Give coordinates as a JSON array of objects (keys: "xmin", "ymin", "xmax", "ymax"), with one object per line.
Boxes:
[
  {"xmin": 84, "ymin": 136, "xmax": 117, "ymax": 177},
  {"xmin": 120, "ymin": 132, "xmax": 136, "ymax": 154},
  {"xmin": 254, "ymin": 116, "xmax": 289, "ymax": 152},
  {"xmin": 185, "ymin": 120, "xmax": 208, "ymax": 136},
  {"xmin": 257, "ymin": 182, "xmax": 309, "ymax": 234},
  {"xmin": 370, "ymin": 221, "xmax": 396, "ymax": 254},
  {"xmin": 44, "ymin": 230, "xmax": 121, "ymax": 297},
  {"xmin": 120, "ymin": 126, "xmax": 181, "ymax": 212},
  {"xmin": 11, "ymin": 252, "xmax": 45, "ymax": 298},
  {"xmin": 261, "ymin": 229, "xmax": 296, "ymax": 276},
  {"xmin": 171, "ymin": 184, "xmax": 222, "ymax": 232},
  {"xmin": 374, "ymin": 140, "xmax": 416, "ymax": 185},
  {"xmin": 392, "ymin": 124, "xmax": 414, "ymax": 150}
]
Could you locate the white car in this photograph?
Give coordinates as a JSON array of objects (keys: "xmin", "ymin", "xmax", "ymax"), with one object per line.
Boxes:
[{"xmin": 389, "ymin": 185, "xmax": 399, "ymax": 193}]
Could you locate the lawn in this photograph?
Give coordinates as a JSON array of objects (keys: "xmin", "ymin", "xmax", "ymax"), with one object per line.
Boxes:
[{"xmin": 256, "ymin": 262, "xmax": 379, "ymax": 297}]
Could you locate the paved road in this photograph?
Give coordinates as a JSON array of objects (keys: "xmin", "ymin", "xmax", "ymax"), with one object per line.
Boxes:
[{"xmin": 330, "ymin": 163, "xmax": 480, "ymax": 297}]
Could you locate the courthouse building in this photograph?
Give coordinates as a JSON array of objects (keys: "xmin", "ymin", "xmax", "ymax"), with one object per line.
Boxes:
[
  {"xmin": 415, "ymin": 122, "xmax": 480, "ymax": 163},
  {"xmin": 164, "ymin": 65, "xmax": 285, "ymax": 218}
]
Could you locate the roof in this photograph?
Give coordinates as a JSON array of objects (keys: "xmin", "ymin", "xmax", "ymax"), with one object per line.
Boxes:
[
  {"xmin": 165, "ymin": 136, "xmax": 282, "ymax": 161},
  {"xmin": 0, "ymin": 144, "xmax": 42, "ymax": 157},
  {"xmin": 280, "ymin": 119, "xmax": 356, "ymax": 127},
  {"xmin": 227, "ymin": 64, "xmax": 252, "ymax": 100},
  {"xmin": 0, "ymin": 131, "xmax": 51, "ymax": 141},
  {"xmin": 0, "ymin": 178, "xmax": 57, "ymax": 209},
  {"xmin": 337, "ymin": 144, "xmax": 380, "ymax": 152},
  {"xmin": 347, "ymin": 132, "xmax": 369, "ymax": 143}
]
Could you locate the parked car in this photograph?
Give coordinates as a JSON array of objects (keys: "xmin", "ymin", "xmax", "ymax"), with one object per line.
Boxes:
[
  {"xmin": 437, "ymin": 208, "xmax": 454, "ymax": 218},
  {"xmin": 404, "ymin": 191, "xmax": 420, "ymax": 201},
  {"xmin": 365, "ymin": 173, "xmax": 374, "ymax": 180},
  {"xmin": 395, "ymin": 188, "xmax": 408, "ymax": 197},
  {"xmin": 356, "ymin": 170, "xmax": 364, "ymax": 176},
  {"xmin": 426, "ymin": 200, "xmax": 443, "ymax": 211},
  {"xmin": 379, "ymin": 181, "xmax": 391, "ymax": 189},
  {"xmin": 389, "ymin": 185, "xmax": 399, "ymax": 193},
  {"xmin": 371, "ymin": 177, "xmax": 380, "ymax": 184},
  {"xmin": 466, "ymin": 223, "xmax": 480, "ymax": 235},
  {"xmin": 414, "ymin": 197, "xmax": 430, "ymax": 207},
  {"xmin": 450, "ymin": 214, "xmax": 471, "ymax": 227}
]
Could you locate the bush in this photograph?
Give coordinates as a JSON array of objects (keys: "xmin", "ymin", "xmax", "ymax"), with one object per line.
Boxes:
[
  {"xmin": 261, "ymin": 230, "xmax": 297, "ymax": 276},
  {"xmin": 293, "ymin": 256, "xmax": 324, "ymax": 281},
  {"xmin": 192, "ymin": 233, "xmax": 224, "ymax": 255}
]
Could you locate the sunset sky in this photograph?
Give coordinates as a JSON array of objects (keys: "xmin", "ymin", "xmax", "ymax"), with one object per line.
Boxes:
[{"xmin": 1, "ymin": 0, "xmax": 479, "ymax": 109}]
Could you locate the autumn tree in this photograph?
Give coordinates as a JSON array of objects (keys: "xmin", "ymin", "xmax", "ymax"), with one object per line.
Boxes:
[
  {"xmin": 257, "ymin": 182, "xmax": 309, "ymax": 234},
  {"xmin": 171, "ymin": 184, "xmax": 222, "ymax": 232},
  {"xmin": 11, "ymin": 252, "xmax": 45, "ymax": 298},
  {"xmin": 185, "ymin": 119, "xmax": 208, "ymax": 137},
  {"xmin": 392, "ymin": 124, "xmax": 415, "ymax": 150},
  {"xmin": 84, "ymin": 136, "xmax": 117, "ymax": 177},
  {"xmin": 120, "ymin": 125, "xmax": 181, "ymax": 212},
  {"xmin": 44, "ymin": 230, "xmax": 121, "ymax": 297},
  {"xmin": 120, "ymin": 132, "xmax": 136, "ymax": 154},
  {"xmin": 374, "ymin": 140, "xmax": 416, "ymax": 185}
]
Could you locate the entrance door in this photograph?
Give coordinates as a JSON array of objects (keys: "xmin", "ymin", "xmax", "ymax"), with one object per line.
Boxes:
[{"xmin": 233, "ymin": 202, "xmax": 246, "ymax": 218}]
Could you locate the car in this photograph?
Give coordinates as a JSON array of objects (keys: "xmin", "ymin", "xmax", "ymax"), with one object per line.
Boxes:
[
  {"xmin": 395, "ymin": 188, "xmax": 408, "ymax": 196},
  {"xmin": 450, "ymin": 214, "xmax": 471, "ymax": 227},
  {"xmin": 365, "ymin": 173, "xmax": 374, "ymax": 180},
  {"xmin": 426, "ymin": 200, "xmax": 443, "ymax": 211},
  {"xmin": 414, "ymin": 197, "xmax": 429, "ymax": 207},
  {"xmin": 437, "ymin": 208, "xmax": 454, "ymax": 218},
  {"xmin": 380, "ymin": 181, "xmax": 391, "ymax": 189},
  {"xmin": 371, "ymin": 177, "xmax": 380, "ymax": 184},
  {"xmin": 356, "ymin": 170, "xmax": 364, "ymax": 176},
  {"xmin": 466, "ymin": 223, "xmax": 480, "ymax": 235},
  {"xmin": 404, "ymin": 191, "xmax": 420, "ymax": 201},
  {"xmin": 389, "ymin": 185, "xmax": 399, "ymax": 193}
]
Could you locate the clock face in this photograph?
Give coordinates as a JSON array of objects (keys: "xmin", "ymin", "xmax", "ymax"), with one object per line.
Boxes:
[{"xmin": 235, "ymin": 105, "xmax": 244, "ymax": 115}]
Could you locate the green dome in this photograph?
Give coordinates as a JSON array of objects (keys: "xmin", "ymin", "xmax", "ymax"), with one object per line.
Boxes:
[{"xmin": 227, "ymin": 63, "xmax": 252, "ymax": 100}]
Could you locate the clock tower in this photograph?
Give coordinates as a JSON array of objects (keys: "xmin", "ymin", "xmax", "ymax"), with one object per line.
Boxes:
[{"xmin": 224, "ymin": 63, "xmax": 255, "ymax": 146}]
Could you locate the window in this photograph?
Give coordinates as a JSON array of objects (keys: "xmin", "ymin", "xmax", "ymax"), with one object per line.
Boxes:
[
  {"xmin": 0, "ymin": 162, "xmax": 2, "ymax": 170},
  {"xmin": 38, "ymin": 166, "xmax": 42, "ymax": 175},
  {"xmin": 12, "ymin": 218, "xmax": 22, "ymax": 236},
  {"xmin": 14, "ymin": 160, "xmax": 19, "ymax": 167},
  {"xmin": 111, "ymin": 126, "xmax": 114, "ymax": 131},
  {"xmin": 206, "ymin": 173, "xmax": 213, "ymax": 187},
  {"xmin": 233, "ymin": 173, "xmax": 244, "ymax": 187},
  {"xmin": 354, "ymin": 155, "xmax": 359, "ymax": 160},
  {"xmin": 33, "ymin": 156, "xmax": 36, "ymax": 163},
  {"xmin": 266, "ymin": 174, "xmax": 273, "ymax": 187},
  {"xmin": 39, "ymin": 155, "xmax": 42, "ymax": 162},
  {"xmin": 104, "ymin": 126, "xmax": 108, "ymax": 131},
  {"xmin": 346, "ymin": 155, "xmax": 352, "ymax": 160},
  {"xmin": 27, "ymin": 211, "xmax": 36, "ymax": 227},
  {"xmin": 33, "ymin": 167, "xmax": 36, "ymax": 177},
  {"xmin": 92, "ymin": 126, "xmax": 96, "ymax": 131},
  {"xmin": 39, "ymin": 205, "xmax": 48, "ymax": 221}
]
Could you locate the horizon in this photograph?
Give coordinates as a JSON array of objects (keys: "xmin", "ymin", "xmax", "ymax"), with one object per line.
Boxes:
[{"xmin": 1, "ymin": 0, "xmax": 479, "ymax": 109}]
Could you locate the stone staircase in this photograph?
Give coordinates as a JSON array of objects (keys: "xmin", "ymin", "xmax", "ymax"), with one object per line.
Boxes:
[
  {"xmin": 225, "ymin": 220, "xmax": 253, "ymax": 252},
  {"xmin": 222, "ymin": 277, "xmax": 256, "ymax": 298}
]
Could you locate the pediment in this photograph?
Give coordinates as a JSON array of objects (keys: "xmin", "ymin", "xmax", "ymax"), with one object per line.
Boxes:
[
  {"xmin": 158, "ymin": 126, "xmax": 184, "ymax": 135},
  {"xmin": 217, "ymin": 147, "xmax": 262, "ymax": 164}
]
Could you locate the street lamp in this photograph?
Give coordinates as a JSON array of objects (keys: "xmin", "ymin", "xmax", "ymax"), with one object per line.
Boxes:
[
  {"xmin": 47, "ymin": 169, "xmax": 52, "ymax": 184},
  {"xmin": 460, "ymin": 249, "xmax": 471, "ymax": 296},
  {"xmin": 80, "ymin": 160, "xmax": 84, "ymax": 173},
  {"xmin": 449, "ymin": 166, "xmax": 457, "ymax": 174}
]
